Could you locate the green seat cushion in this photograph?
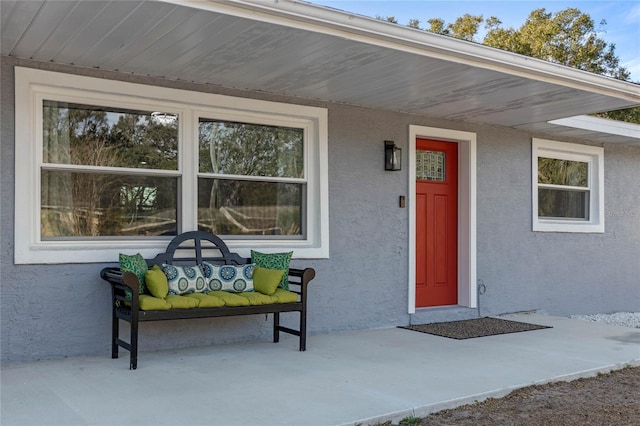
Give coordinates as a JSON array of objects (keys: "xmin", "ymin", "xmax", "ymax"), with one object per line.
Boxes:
[
  {"xmin": 119, "ymin": 253, "xmax": 148, "ymax": 295},
  {"xmin": 145, "ymin": 265, "xmax": 169, "ymax": 299},
  {"xmin": 162, "ymin": 264, "xmax": 207, "ymax": 295},
  {"xmin": 200, "ymin": 262, "xmax": 255, "ymax": 293},
  {"xmin": 206, "ymin": 291, "xmax": 250, "ymax": 307},
  {"xmin": 271, "ymin": 289, "xmax": 299, "ymax": 304},
  {"xmin": 138, "ymin": 294, "xmax": 171, "ymax": 311},
  {"xmin": 184, "ymin": 293, "xmax": 225, "ymax": 308},
  {"xmin": 251, "ymin": 250, "xmax": 293, "ymax": 290},
  {"xmin": 166, "ymin": 294, "xmax": 200, "ymax": 309},
  {"xmin": 252, "ymin": 266, "xmax": 285, "ymax": 295},
  {"xmin": 237, "ymin": 291, "xmax": 278, "ymax": 305}
]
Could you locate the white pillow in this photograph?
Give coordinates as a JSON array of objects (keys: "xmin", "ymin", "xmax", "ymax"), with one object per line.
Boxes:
[
  {"xmin": 200, "ymin": 262, "xmax": 255, "ymax": 293},
  {"xmin": 161, "ymin": 264, "xmax": 207, "ymax": 295}
]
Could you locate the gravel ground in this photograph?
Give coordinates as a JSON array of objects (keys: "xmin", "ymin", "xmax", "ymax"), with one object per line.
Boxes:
[
  {"xmin": 383, "ymin": 312, "xmax": 640, "ymax": 426},
  {"xmin": 569, "ymin": 312, "xmax": 640, "ymax": 328}
]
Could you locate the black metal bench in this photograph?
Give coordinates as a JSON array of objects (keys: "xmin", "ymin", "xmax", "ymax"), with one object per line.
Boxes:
[{"xmin": 100, "ymin": 231, "xmax": 316, "ymax": 370}]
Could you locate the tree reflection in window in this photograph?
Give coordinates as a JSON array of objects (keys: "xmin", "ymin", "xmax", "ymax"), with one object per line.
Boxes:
[
  {"xmin": 198, "ymin": 119, "xmax": 305, "ymax": 237},
  {"xmin": 41, "ymin": 101, "xmax": 178, "ymax": 238}
]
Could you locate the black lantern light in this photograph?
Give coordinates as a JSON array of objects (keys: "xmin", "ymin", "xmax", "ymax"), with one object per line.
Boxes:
[{"xmin": 384, "ymin": 140, "xmax": 402, "ymax": 171}]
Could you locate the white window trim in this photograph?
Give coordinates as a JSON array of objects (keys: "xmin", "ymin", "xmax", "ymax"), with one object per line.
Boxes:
[
  {"xmin": 14, "ymin": 67, "xmax": 329, "ymax": 264},
  {"xmin": 532, "ymin": 138, "xmax": 604, "ymax": 233}
]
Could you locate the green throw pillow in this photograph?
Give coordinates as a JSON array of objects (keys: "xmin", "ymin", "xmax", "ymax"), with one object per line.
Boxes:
[
  {"xmin": 251, "ymin": 250, "xmax": 292, "ymax": 290},
  {"xmin": 119, "ymin": 253, "xmax": 148, "ymax": 295},
  {"xmin": 145, "ymin": 265, "xmax": 169, "ymax": 299},
  {"xmin": 253, "ymin": 266, "xmax": 285, "ymax": 295}
]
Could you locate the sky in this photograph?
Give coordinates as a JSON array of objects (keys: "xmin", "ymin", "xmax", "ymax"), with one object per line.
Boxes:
[{"xmin": 310, "ymin": 0, "xmax": 640, "ymax": 82}]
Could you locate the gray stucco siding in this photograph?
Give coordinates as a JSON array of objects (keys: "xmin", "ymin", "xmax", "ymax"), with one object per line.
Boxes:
[{"xmin": 2, "ymin": 57, "xmax": 639, "ymax": 363}]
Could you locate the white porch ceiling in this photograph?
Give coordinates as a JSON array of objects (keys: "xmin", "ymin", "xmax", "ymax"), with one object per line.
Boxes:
[{"xmin": 2, "ymin": 0, "xmax": 639, "ymax": 144}]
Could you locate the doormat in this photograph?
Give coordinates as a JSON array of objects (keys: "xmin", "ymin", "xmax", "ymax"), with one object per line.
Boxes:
[{"xmin": 399, "ymin": 317, "xmax": 551, "ymax": 340}]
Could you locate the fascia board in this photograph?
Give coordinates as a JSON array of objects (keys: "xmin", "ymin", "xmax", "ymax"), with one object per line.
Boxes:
[
  {"xmin": 549, "ymin": 115, "xmax": 640, "ymax": 140},
  {"xmin": 162, "ymin": 0, "xmax": 640, "ymax": 104}
]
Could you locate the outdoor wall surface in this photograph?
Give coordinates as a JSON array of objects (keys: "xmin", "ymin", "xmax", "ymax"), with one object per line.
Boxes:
[{"xmin": 2, "ymin": 57, "xmax": 639, "ymax": 363}]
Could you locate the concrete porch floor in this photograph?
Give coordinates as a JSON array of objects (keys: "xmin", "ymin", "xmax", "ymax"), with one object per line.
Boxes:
[{"xmin": 2, "ymin": 313, "xmax": 639, "ymax": 426}]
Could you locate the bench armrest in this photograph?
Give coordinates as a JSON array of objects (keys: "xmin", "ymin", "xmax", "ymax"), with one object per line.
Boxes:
[
  {"xmin": 287, "ymin": 267, "xmax": 316, "ymax": 303},
  {"xmin": 100, "ymin": 267, "xmax": 140, "ymax": 308}
]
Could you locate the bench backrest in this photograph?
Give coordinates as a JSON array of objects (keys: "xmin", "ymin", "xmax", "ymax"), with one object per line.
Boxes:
[{"xmin": 149, "ymin": 231, "xmax": 248, "ymax": 267}]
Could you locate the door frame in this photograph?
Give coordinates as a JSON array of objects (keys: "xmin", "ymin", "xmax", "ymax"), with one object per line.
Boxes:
[{"xmin": 408, "ymin": 125, "xmax": 477, "ymax": 313}]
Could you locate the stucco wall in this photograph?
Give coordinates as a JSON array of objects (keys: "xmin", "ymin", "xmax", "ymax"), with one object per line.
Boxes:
[{"xmin": 2, "ymin": 57, "xmax": 639, "ymax": 363}]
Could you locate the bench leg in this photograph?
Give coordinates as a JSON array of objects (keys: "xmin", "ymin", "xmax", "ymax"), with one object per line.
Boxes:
[
  {"xmin": 273, "ymin": 312, "xmax": 280, "ymax": 343},
  {"xmin": 299, "ymin": 310, "xmax": 307, "ymax": 351},
  {"xmin": 111, "ymin": 309, "xmax": 119, "ymax": 359},
  {"xmin": 130, "ymin": 320, "xmax": 138, "ymax": 370}
]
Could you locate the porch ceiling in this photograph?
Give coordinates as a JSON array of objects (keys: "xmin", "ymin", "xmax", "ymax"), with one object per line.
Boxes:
[{"xmin": 2, "ymin": 0, "xmax": 639, "ymax": 143}]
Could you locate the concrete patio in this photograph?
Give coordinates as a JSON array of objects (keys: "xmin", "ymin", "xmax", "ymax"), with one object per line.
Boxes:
[{"xmin": 2, "ymin": 313, "xmax": 639, "ymax": 426}]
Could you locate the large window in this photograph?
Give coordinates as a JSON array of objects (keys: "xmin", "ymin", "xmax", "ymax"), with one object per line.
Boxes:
[
  {"xmin": 15, "ymin": 67, "xmax": 328, "ymax": 263},
  {"xmin": 532, "ymin": 138, "xmax": 604, "ymax": 233}
]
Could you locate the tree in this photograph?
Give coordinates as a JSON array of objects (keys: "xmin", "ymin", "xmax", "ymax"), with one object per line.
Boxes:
[{"xmin": 380, "ymin": 8, "xmax": 638, "ymax": 122}]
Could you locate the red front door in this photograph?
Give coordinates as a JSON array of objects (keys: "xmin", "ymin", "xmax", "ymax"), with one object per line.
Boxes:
[{"xmin": 415, "ymin": 139, "xmax": 458, "ymax": 307}]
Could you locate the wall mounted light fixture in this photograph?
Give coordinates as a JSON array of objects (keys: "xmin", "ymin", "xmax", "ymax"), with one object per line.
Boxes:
[{"xmin": 385, "ymin": 140, "xmax": 402, "ymax": 171}]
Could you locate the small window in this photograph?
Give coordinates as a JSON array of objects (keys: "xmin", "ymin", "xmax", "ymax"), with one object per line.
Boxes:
[{"xmin": 532, "ymin": 138, "xmax": 604, "ymax": 233}]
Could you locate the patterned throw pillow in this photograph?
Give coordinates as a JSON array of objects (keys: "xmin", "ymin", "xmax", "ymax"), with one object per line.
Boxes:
[
  {"xmin": 251, "ymin": 250, "xmax": 293, "ymax": 290},
  {"xmin": 161, "ymin": 264, "xmax": 207, "ymax": 295},
  {"xmin": 200, "ymin": 262, "xmax": 255, "ymax": 293},
  {"xmin": 119, "ymin": 253, "xmax": 148, "ymax": 295}
]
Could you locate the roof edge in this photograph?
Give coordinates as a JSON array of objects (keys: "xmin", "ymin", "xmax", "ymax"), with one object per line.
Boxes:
[
  {"xmin": 549, "ymin": 115, "xmax": 640, "ymax": 140},
  {"xmin": 163, "ymin": 0, "xmax": 640, "ymax": 105}
]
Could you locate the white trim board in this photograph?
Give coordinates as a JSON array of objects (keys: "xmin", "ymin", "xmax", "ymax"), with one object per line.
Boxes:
[{"xmin": 408, "ymin": 125, "xmax": 477, "ymax": 313}]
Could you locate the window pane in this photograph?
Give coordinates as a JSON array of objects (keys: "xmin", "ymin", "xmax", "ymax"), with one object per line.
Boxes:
[
  {"xmin": 199, "ymin": 119, "xmax": 303, "ymax": 178},
  {"xmin": 538, "ymin": 157, "xmax": 587, "ymax": 187},
  {"xmin": 538, "ymin": 188, "xmax": 589, "ymax": 219},
  {"xmin": 43, "ymin": 101, "xmax": 178, "ymax": 170},
  {"xmin": 416, "ymin": 150, "xmax": 445, "ymax": 181},
  {"xmin": 198, "ymin": 178, "xmax": 303, "ymax": 237},
  {"xmin": 41, "ymin": 171, "xmax": 178, "ymax": 238}
]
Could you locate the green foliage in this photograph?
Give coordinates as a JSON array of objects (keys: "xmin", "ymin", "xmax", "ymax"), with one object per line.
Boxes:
[
  {"xmin": 398, "ymin": 416, "xmax": 421, "ymax": 426},
  {"xmin": 448, "ymin": 13, "xmax": 483, "ymax": 41}
]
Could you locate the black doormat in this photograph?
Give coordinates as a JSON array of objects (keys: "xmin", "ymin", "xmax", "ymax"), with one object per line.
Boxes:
[{"xmin": 399, "ymin": 317, "xmax": 552, "ymax": 340}]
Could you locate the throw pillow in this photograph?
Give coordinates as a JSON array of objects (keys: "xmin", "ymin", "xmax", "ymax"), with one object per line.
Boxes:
[
  {"xmin": 119, "ymin": 253, "xmax": 148, "ymax": 295},
  {"xmin": 251, "ymin": 250, "xmax": 292, "ymax": 290},
  {"xmin": 252, "ymin": 266, "xmax": 285, "ymax": 295},
  {"xmin": 162, "ymin": 264, "xmax": 207, "ymax": 295},
  {"xmin": 200, "ymin": 262, "xmax": 255, "ymax": 293},
  {"xmin": 145, "ymin": 265, "xmax": 169, "ymax": 299}
]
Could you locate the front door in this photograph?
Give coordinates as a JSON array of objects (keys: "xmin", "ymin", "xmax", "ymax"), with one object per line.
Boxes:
[{"xmin": 415, "ymin": 139, "xmax": 458, "ymax": 307}]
